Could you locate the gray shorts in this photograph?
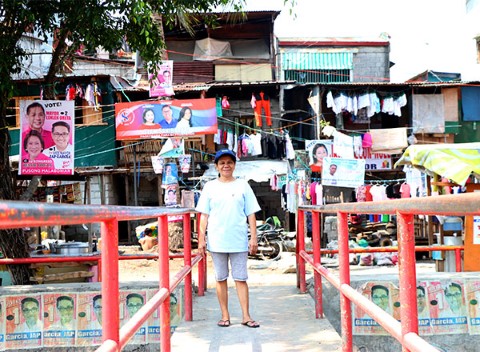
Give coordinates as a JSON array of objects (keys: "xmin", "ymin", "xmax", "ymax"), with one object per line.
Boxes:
[{"xmin": 210, "ymin": 251, "xmax": 248, "ymax": 281}]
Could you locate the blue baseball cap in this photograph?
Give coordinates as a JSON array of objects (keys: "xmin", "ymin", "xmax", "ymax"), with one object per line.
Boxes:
[{"xmin": 214, "ymin": 149, "xmax": 237, "ymax": 163}]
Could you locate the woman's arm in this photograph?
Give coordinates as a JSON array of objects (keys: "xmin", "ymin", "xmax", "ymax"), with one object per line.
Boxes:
[
  {"xmin": 247, "ymin": 213, "xmax": 258, "ymax": 255},
  {"xmin": 198, "ymin": 213, "xmax": 209, "ymax": 255}
]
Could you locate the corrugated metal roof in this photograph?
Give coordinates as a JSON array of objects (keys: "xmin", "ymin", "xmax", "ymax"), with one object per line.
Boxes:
[{"xmin": 281, "ymin": 52, "xmax": 353, "ymax": 70}]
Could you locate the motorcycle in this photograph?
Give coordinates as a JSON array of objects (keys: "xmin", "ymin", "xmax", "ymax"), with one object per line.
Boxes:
[{"xmin": 248, "ymin": 217, "xmax": 287, "ymax": 260}]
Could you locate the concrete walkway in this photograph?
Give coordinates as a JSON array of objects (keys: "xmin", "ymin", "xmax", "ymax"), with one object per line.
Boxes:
[{"xmin": 170, "ymin": 257, "xmax": 342, "ymax": 352}]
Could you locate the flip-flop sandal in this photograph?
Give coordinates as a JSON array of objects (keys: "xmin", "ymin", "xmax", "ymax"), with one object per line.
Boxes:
[
  {"xmin": 217, "ymin": 319, "xmax": 231, "ymax": 327},
  {"xmin": 241, "ymin": 320, "xmax": 260, "ymax": 328}
]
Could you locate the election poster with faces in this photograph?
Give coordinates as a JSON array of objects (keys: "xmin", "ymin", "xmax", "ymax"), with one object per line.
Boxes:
[{"xmin": 19, "ymin": 100, "xmax": 75, "ymax": 176}]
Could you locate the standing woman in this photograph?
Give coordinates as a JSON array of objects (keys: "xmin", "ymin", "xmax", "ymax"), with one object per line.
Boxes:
[{"xmin": 196, "ymin": 149, "xmax": 261, "ymax": 328}]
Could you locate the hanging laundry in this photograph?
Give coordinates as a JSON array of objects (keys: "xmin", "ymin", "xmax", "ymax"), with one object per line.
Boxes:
[
  {"xmin": 332, "ymin": 130, "xmax": 354, "ymax": 159},
  {"xmin": 253, "ymin": 91, "xmax": 272, "ymax": 127},
  {"xmin": 221, "ymin": 96, "xmax": 230, "ymax": 109},
  {"xmin": 250, "ymin": 93, "xmax": 256, "ymax": 109}
]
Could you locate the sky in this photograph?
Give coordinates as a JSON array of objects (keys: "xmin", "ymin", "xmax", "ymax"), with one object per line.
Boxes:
[{"xmin": 244, "ymin": 0, "xmax": 480, "ymax": 82}]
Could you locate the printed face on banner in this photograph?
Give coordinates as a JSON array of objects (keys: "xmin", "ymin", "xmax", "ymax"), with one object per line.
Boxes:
[
  {"xmin": 76, "ymin": 292, "xmax": 102, "ymax": 346},
  {"xmin": 305, "ymin": 140, "xmax": 332, "ymax": 173},
  {"xmin": 43, "ymin": 293, "xmax": 77, "ymax": 347},
  {"xmin": 19, "ymin": 100, "xmax": 75, "ymax": 176},
  {"xmin": 149, "ymin": 60, "xmax": 174, "ymax": 97},
  {"xmin": 321, "ymin": 157, "xmax": 365, "ymax": 188},
  {"xmin": 162, "ymin": 163, "xmax": 178, "ymax": 186},
  {"xmin": 120, "ymin": 291, "xmax": 146, "ymax": 345},
  {"xmin": 179, "ymin": 155, "xmax": 191, "ymax": 173},
  {"xmin": 115, "ymin": 98, "xmax": 218, "ymax": 140},
  {"xmin": 159, "ymin": 138, "xmax": 185, "ymax": 158},
  {"xmin": 164, "ymin": 185, "xmax": 177, "ymax": 206},
  {"xmin": 353, "ymin": 282, "xmax": 397, "ymax": 336},
  {"xmin": 5, "ymin": 295, "xmax": 42, "ymax": 349}
]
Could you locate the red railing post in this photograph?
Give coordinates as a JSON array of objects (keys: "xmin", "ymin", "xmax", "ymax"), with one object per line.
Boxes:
[
  {"xmin": 455, "ymin": 248, "xmax": 462, "ymax": 272},
  {"xmin": 158, "ymin": 214, "xmax": 171, "ymax": 352},
  {"xmin": 397, "ymin": 212, "xmax": 419, "ymax": 343},
  {"xmin": 312, "ymin": 210, "xmax": 323, "ymax": 318},
  {"xmin": 183, "ymin": 213, "xmax": 193, "ymax": 321},
  {"xmin": 101, "ymin": 219, "xmax": 119, "ymax": 349},
  {"xmin": 337, "ymin": 211, "xmax": 352, "ymax": 352},
  {"xmin": 297, "ymin": 209, "xmax": 306, "ymax": 293},
  {"xmin": 196, "ymin": 212, "xmax": 206, "ymax": 296}
]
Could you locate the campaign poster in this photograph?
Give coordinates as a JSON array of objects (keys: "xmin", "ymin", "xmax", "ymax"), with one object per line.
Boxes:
[
  {"xmin": 428, "ymin": 280, "xmax": 468, "ymax": 334},
  {"xmin": 179, "ymin": 155, "xmax": 191, "ymax": 174},
  {"xmin": 43, "ymin": 293, "xmax": 77, "ymax": 347},
  {"xmin": 147, "ymin": 289, "xmax": 182, "ymax": 343},
  {"xmin": 76, "ymin": 292, "xmax": 102, "ymax": 346},
  {"xmin": 151, "ymin": 155, "xmax": 165, "ymax": 174},
  {"xmin": 465, "ymin": 280, "xmax": 480, "ymax": 334},
  {"xmin": 19, "ymin": 100, "xmax": 75, "ymax": 176},
  {"xmin": 164, "ymin": 185, "xmax": 177, "ymax": 206},
  {"xmin": 149, "ymin": 60, "xmax": 174, "ymax": 98},
  {"xmin": 5, "ymin": 294, "xmax": 42, "ymax": 350},
  {"xmin": 159, "ymin": 137, "xmax": 185, "ymax": 158},
  {"xmin": 120, "ymin": 291, "xmax": 147, "ymax": 345},
  {"xmin": 114, "ymin": 98, "xmax": 218, "ymax": 140},
  {"xmin": 305, "ymin": 140, "xmax": 332, "ymax": 173},
  {"xmin": 353, "ymin": 282, "xmax": 397, "ymax": 336},
  {"xmin": 322, "ymin": 157, "xmax": 365, "ymax": 188},
  {"xmin": 162, "ymin": 163, "xmax": 178, "ymax": 186},
  {"xmin": 0, "ymin": 297, "xmax": 5, "ymax": 350},
  {"xmin": 416, "ymin": 281, "xmax": 433, "ymax": 335}
]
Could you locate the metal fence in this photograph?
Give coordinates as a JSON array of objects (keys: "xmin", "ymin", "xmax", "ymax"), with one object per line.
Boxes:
[
  {"xmin": 297, "ymin": 192, "xmax": 480, "ymax": 352},
  {"xmin": 0, "ymin": 201, "xmax": 205, "ymax": 352}
]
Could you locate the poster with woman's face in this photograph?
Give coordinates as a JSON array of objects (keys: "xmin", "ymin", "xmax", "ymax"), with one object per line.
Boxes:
[
  {"xmin": 162, "ymin": 163, "xmax": 178, "ymax": 186},
  {"xmin": 305, "ymin": 140, "xmax": 332, "ymax": 172}
]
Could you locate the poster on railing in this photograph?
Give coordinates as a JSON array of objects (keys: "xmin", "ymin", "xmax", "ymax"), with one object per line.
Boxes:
[
  {"xmin": 43, "ymin": 293, "xmax": 77, "ymax": 347},
  {"xmin": 147, "ymin": 288, "xmax": 183, "ymax": 343},
  {"xmin": 0, "ymin": 297, "xmax": 5, "ymax": 351},
  {"xmin": 76, "ymin": 292, "xmax": 102, "ymax": 346},
  {"xmin": 120, "ymin": 291, "xmax": 147, "ymax": 344},
  {"xmin": 353, "ymin": 282, "xmax": 396, "ymax": 335},
  {"xmin": 416, "ymin": 281, "xmax": 433, "ymax": 335},
  {"xmin": 19, "ymin": 100, "xmax": 75, "ymax": 176},
  {"xmin": 5, "ymin": 294, "xmax": 42, "ymax": 350},
  {"xmin": 465, "ymin": 280, "xmax": 480, "ymax": 334},
  {"xmin": 428, "ymin": 280, "xmax": 468, "ymax": 334}
]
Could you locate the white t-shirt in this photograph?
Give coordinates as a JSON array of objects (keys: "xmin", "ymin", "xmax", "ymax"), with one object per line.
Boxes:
[
  {"xmin": 195, "ymin": 179, "xmax": 260, "ymax": 253},
  {"xmin": 43, "ymin": 144, "xmax": 73, "ymax": 169}
]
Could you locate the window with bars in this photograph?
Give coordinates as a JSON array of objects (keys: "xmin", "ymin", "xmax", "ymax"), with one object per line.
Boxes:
[{"xmin": 284, "ymin": 69, "xmax": 351, "ymax": 84}]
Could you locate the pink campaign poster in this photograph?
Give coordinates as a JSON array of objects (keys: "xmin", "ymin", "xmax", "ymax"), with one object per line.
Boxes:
[
  {"xmin": 149, "ymin": 60, "xmax": 174, "ymax": 98},
  {"xmin": 19, "ymin": 100, "xmax": 75, "ymax": 176},
  {"xmin": 115, "ymin": 98, "xmax": 218, "ymax": 140},
  {"xmin": 5, "ymin": 294, "xmax": 42, "ymax": 350},
  {"xmin": 76, "ymin": 292, "xmax": 102, "ymax": 346},
  {"xmin": 119, "ymin": 291, "xmax": 147, "ymax": 345},
  {"xmin": 465, "ymin": 279, "xmax": 480, "ymax": 334},
  {"xmin": 353, "ymin": 282, "xmax": 396, "ymax": 336},
  {"xmin": 43, "ymin": 293, "xmax": 77, "ymax": 347},
  {"xmin": 428, "ymin": 280, "xmax": 468, "ymax": 334}
]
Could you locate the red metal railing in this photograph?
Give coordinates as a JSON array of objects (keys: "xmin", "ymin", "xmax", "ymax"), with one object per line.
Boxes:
[
  {"xmin": 297, "ymin": 192, "xmax": 480, "ymax": 352},
  {"xmin": 0, "ymin": 201, "xmax": 205, "ymax": 352}
]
